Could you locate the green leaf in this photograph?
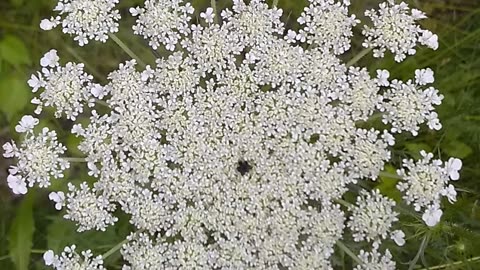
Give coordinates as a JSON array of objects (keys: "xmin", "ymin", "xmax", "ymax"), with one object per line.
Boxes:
[
  {"xmin": 9, "ymin": 0, "xmax": 24, "ymax": 7},
  {"xmin": 9, "ymin": 192, "xmax": 35, "ymax": 270},
  {"xmin": 405, "ymin": 143, "xmax": 432, "ymax": 159},
  {"xmin": 0, "ymin": 35, "xmax": 31, "ymax": 66},
  {"xmin": 443, "ymin": 140, "xmax": 473, "ymax": 159},
  {"xmin": 0, "ymin": 75, "xmax": 31, "ymax": 120},
  {"xmin": 377, "ymin": 165, "xmax": 402, "ymax": 202}
]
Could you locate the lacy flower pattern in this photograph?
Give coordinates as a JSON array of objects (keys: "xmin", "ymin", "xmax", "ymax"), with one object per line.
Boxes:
[{"xmin": 2, "ymin": 0, "xmax": 462, "ymax": 269}]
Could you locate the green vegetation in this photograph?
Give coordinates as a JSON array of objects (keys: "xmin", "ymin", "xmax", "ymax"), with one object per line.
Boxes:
[{"xmin": 0, "ymin": 0, "xmax": 479, "ymax": 269}]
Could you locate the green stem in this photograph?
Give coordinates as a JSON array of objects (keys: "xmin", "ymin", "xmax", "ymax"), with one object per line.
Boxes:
[
  {"xmin": 102, "ymin": 229, "xmax": 146, "ymax": 259},
  {"xmin": 273, "ymin": 0, "xmax": 279, "ymax": 7},
  {"xmin": 335, "ymin": 198, "xmax": 353, "ymax": 208},
  {"xmin": 0, "ymin": 255, "xmax": 9, "ymax": 261},
  {"xmin": 336, "ymin": 241, "xmax": 362, "ymax": 265},
  {"xmin": 408, "ymin": 234, "xmax": 430, "ymax": 270},
  {"xmin": 64, "ymin": 157, "xmax": 87, "ymax": 163},
  {"xmin": 419, "ymin": 256, "xmax": 480, "ymax": 270},
  {"xmin": 109, "ymin": 34, "xmax": 146, "ymax": 67},
  {"xmin": 65, "ymin": 46, "xmax": 103, "ymax": 80},
  {"xmin": 31, "ymin": 249, "xmax": 48, "ymax": 254},
  {"xmin": 379, "ymin": 172, "xmax": 403, "ymax": 180},
  {"xmin": 211, "ymin": 0, "xmax": 218, "ymax": 24},
  {"xmin": 102, "ymin": 237, "xmax": 131, "ymax": 259},
  {"xmin": 347, "ymin": 48, "xmax": 372, "ymax": 67},
  {"xmin": 96, "ymin": 100, "xmax": 110, "ymax": 107}
]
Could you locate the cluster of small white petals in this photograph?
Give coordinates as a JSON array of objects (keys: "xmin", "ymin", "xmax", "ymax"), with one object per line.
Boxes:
[
  {"xmin": 63, "ymin": 182, "xmax": 118, "ymax": 232},
  {"xmin": 354, "ymin": 248, "xmax": 396, "ymax": 270},
  {"xmin": 43, "ymin": 246, "xmax": 105, "ymax": 270},
  {"xmin": 224, "ymin": 0, "xmax": 284, "ymax": 47},
  {"xmin": 347, "ymin": 190, "xmax": 404, "ymax": 247},
  {"xmin": 346, "ymin": 128, "xmax": 391, "ymax": 179},
  {"xmin": 121, "ymin": 205, "xmax": 344, "ymax": 269},
  {"xmin": 40, "ymin": 0, "xmax": 120, "ymax": 46},
  {"xmin": 343, "ymin": 67, "xmax": 383, "ymax": 120},
  {"xmin": 296, "ymin": 0, "xmax": 359, "ymax": 54},
  {"xmin": 130, "ymin": 0, "xmax": 194, "ymax": 51},
  {"xmin": 396, "ymin": 151, "xmax": 462, "ymax": 226},
  {"xmin": 28, "ymin": 50, "xmax": 96, "ymax": 120},
  {"xmin": 363, "ymin": 0, "xmax": 439, "ymax": 62},
  {"xmin": 379, "ymin": 69, "xmax": 444, "ymax": 136},
  {"xmin": 3, "ymin": 116, "xmax": 69, "ymax": 194},
  {"xmin": 6, "ymin": 0, "xmax": 463, "ymax": 268}
]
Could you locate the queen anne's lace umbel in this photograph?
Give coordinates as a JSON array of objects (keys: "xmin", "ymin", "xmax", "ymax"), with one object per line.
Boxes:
[
  {"xmin": 40, "ymin": 0, "xmax": 120, "ymax": 46},
  {"xmin": 3, "ymin": 0, "xmax": 460, "ymax": 269}
]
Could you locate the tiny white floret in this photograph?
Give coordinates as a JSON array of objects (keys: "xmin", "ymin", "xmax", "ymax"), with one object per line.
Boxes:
[
  {"xmin": 40, "ymin": 49, "xmax": 60, "ymax": 67},
  {"xmin": 43, "ymin": 250, "xmax": 55, "ymax": 266},
  {"xmin": 15, "ymin": 115, "xmax": 39, "ymax": 133},
  {"xmin": 200, "ymin": 8, "xmax": 215, "ymax": 23}
]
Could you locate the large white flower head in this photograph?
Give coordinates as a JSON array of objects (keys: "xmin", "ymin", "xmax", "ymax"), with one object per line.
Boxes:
[
  {"xmin": 6, "ymin": 0, "xmax": 464, "ymax": 269},
  {"xmin": 363, "ymin": 0, "xmax": 439, "ymax": 62},
  {"xmin": 28, "ymin": 49, "xmax": 96, "ymax": 120},
  {"xmin": 3, "ymin": 116, "xmax": 69, "ymax": 194},
  {"xmin": 40, "ymin": 0, "xmax": 120, "ymax": 46}
]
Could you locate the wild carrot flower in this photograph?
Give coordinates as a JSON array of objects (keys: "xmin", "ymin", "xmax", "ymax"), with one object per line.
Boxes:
[{"xmin": 4, "ymin": 0, "xmax": 461, "ymax": 269}]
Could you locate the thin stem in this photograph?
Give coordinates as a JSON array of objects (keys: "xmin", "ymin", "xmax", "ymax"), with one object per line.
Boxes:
[
  {"xmin": 31, "ymin": 249, "xmax": 48, "ymax": 254},
  {"xmin": 335, "ymin": 198, "xmax": 353, "ymax": 208},
  {"xmin": 379, "ymin": 172, "xmax": 403, "ymax": 180},
  {"xmin": 102, "ymin": 239, "xmax": 128, "ymax": 259},
  {"xmin": 273, "ymin": 0, "xmax": 279, "ymax": 7},
  {"xmin": 102, "ymin": 230, "xmax": 145, "ymax": 259},
  {"xmin": 109, "ymin": 34, "xmax": 146, "ymax": 67},
  {"xmin": 419, "ymin": 256, "xmax": 480, "ymax": 270},
  {"xmin": 64, "ymin": 157, "xmax": 87, "ymax": 163},
  {"xmin": 95, "ymin": 100, "xmax": 110, "ymax": 107},
  {"xmin": 0, "ymin": 255, "xmax": 9, "ymax": 261},
  {"xmin": 336, "ymin": 241, "xmax": 362, "ymax": 265},
  {"xmin": 65, "ymin": 46, "xmax": 104, "ymax": 80},
  {"xmin": 211, "ymin": 0, "xmax": 218, "ymax": 24},
  {"xmin": 408, "ymin": 234, "xmax": 430, "ymax": 270},
  {"xmin": 347, "ymin": 48, "xmax": 372, "ymax": 67}
]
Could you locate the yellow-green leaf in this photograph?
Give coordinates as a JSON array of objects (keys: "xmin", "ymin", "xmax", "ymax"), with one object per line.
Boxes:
[
  {"xmin": 9, "ymin": 192, "xmax": 35, "ymax": 270},
  {"xmin": 0, "ymin": 35, "xmax": 31, "ymax": 66},
  {"xmin": 0, "ymin": 75, "xmax": 31, "ymax": 120}
]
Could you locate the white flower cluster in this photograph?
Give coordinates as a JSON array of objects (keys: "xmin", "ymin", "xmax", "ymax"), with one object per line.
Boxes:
[
  {"xmin": 62, "ymin": 182, "xmax": 118, "ymax": 232},
  {"xmin": 354, "ymin": 248, "xmax": 396, "ymax": 270},
  {"xmin": 40, "ymin": 0, "xmax": 120, "ymax": 46},
  {"xmin": 347, "ymin": 190, "xmax": 404, "ymax": 247},
  {"xmin": 121, "ymin": 205, "xmax": 345, "ymax": 269},
  {"xmin": 378, "ymin": 68, "xmax": 444, "ymax": 136},
  {"xmin": 43, "ymin": 246, "xmax": 105, "ymax": 270},
  {"xmin": 130, "ymin": 0, "xmax": 194, "ymax": 51},
  {"xmin": 3, "ymin": 115, "xmax": 69, "ymax": 194},
  {"xmin": 28, "ymin": 49, "xmax": 97, "ymax": 120},
  {"xmin": 363, "ymin": 0, "xmax": 439, "ymax": 62},
  {"xmin": 4, "ymin": 0, "xmax": 463, "ymax": 269},
  {"xmin": 397, "ymin": 151, "xmax": 462, "ymax": 226},
  {"xmin": 295, "ymin": 0, "xmax": 360, "ymax": 54}
]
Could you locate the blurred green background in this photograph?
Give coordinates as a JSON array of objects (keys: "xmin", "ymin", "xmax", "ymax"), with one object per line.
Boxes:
[{"xmin": 0, "ymin": 0, "xmax": 479, "ymax": 269}]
